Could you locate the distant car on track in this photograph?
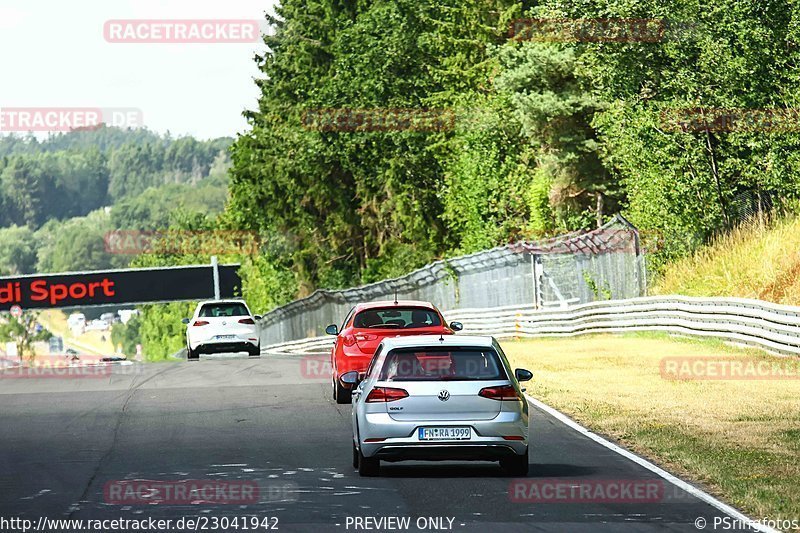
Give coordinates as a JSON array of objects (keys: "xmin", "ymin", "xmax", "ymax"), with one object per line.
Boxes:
[
  {"xmin": 326, "ymin": 300, "xmax": 462, "ymax": 404},
  {"xmin": 85, "ymin": 318, "xmax": 109, "ymax": 331},
  {"xmin": 343, "ymin": 334, "xmax": 532, "ymax": 477},
  {"xmin": 182, "ymin": 299, "xmax": 262, "ymax": 361}
]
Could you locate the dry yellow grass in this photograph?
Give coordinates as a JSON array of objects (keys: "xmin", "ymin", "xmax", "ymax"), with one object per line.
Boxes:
[
  {"xmin": 654, "ymin": 216, "xmax": 800, "ymax": 304},
  {"xmin": 502, "ymin": 333, "xmax": 800, "ymax": 521},
  {"xmin": 37, "ymin": 309, "xmax": 114, "ymax": 355}
]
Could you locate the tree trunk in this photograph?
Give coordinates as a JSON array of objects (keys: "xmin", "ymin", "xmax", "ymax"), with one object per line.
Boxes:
[{"xmin": 595, "ymin": 192, "xmax": 604, "ymax": 228}]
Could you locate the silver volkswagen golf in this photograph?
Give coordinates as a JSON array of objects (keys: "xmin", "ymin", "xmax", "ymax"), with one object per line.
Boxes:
[{"xmin": 341, "ymin": 335, "xmax": 532, "ymax": 477}]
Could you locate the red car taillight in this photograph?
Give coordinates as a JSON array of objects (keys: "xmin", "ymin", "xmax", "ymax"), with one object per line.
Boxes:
[
  {"xmin": 238, "ymin": 318, "xmax": 256, "ymax": 325},
  {"xmin": 343, "ymin": 333, "xmax": 377, "ymax": 347},
  {"xmin": 192, "ymin": 320, "xmax": 209, "ymax": 326},
  {"xmin": 366, "ymin": 387, "xmax": 408, "ymax": 402},
  {"xmin": 478, "ymin": 385, "xmax": 521, "ymax": 401}
]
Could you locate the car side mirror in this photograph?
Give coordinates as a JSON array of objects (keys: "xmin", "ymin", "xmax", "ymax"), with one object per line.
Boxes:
[
  {"xmin": 254, "ymin": 315, "xmax": 262, "ymax": 321},
  {"xmin": 449, "ymin": 321, "xmax": 463, "ymax": 332},
  {"xmin": 515, "ymin": 368, "xmax": 533, "ymax": 382},
  {"xmin": 339, "ymin": 370, "xmax": 360, "ymax": 388},
  {"xmin": 181, "ymin": 318, "xmax": 190, "ymax": 325},
  {"xmin": 325, "ymin": 324, "xmax": 339, "ymax": 335}
]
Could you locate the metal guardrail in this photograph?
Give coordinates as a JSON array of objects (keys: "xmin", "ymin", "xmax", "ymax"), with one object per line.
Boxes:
[
  {"xmin": 257, "ymin": 215, "xmax": 645, "ymax": 344},
  {"xmin": 262, "ymin": 295, "xmax": 800, "ymax": 356}
]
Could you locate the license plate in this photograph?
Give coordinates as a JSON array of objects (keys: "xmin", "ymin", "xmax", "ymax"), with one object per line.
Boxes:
[
  {"xmin": 418, "ymin": 427, "xmax": 471, "ymax": 441},
  {"xmin": 215, "ymin": 335, "xmax": 236, "ymax": 340}
]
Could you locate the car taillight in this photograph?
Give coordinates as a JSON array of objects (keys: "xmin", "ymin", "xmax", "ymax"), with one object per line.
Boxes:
[
  {"xmin": 366, "ymin": 387, "xmax": 408, "ymax": 402},
  {"xmin": 343, "ymin": 334, "xmax": 356, "ymax": 347},
  {"xmin": 478, "ymin": 385, "xmax": 521, "ymax": 401},
  {"xmin": 238, "ymin": 318, "xmax": 255, "ymax": 325},
  {"xmin": 192, "ymin": 320, "xmax": 209, "ymax": 326}
]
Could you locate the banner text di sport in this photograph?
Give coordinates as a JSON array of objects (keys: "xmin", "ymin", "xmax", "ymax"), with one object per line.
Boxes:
[{"xmin": 0, "ymin": 279, "xmax": 116, "ymax": 306}]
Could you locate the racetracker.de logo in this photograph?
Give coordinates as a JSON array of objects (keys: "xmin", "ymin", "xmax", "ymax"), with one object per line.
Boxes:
[
  {"xmin": 508, "ymin": 18, "xmax": 665, "ymax": 42},
  {"xmin": 104, "ymin": 20, "xmax": 260, "ymax": 43},
  {"xmin": 0, "ymin": 108, "xmax": 143, "ymax": 132},
  {"xmin": 509, "ymin": 478, "xmax": 665, "ymax": 503},
  {"xmin": 660, "ymin": 107, "xmax": 800, "ymax": 133},
  {"xmin": 104, "ymin": 480, "xmax": 260, "ymax": 505},
  {"xmin": 300, "ymin": 355, "xmax": 333, "ymax": 380},
  {"xmin": 301, "ymin": 108, "xmax": 456, "ymax": 132},
  {"xmin": 0, "ymin": 355, "xmax": 112, "ymax": 379},
  {"xmin": 104, "ymin": 230, "xmax": 260, "ymax": 256}
]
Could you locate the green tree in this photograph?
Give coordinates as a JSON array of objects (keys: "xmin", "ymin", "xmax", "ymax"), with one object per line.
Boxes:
[
  {"xmin": 0, "ymin": 312, "xmax": 51, "ymax": 362},
  {"xmin": 228, "ymin": 0, "xmax": 520, "ymax": 298},
  {"xmin": 110, "ymin": 314, "xmax": 141, "ymax": 357},
  {"xmin": 0, "ymin": 156, "xmax": 47, "ymax": 227},
  {"xmin": 0, "ymin": 225, "xmax": 37, "ymax": 275},
  {"xmin": 34, "ymin": 210, "xmax": 124, "ymax": 273}
]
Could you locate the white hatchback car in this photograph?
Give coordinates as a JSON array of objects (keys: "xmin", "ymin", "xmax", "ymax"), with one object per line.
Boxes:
[
  {"xmin": 343, "ymin": 335, "xmax": 532, "ymax": 476},
  {"xmin": 182, "ymin": 300, "xmax": 262, "ymax": 360}
]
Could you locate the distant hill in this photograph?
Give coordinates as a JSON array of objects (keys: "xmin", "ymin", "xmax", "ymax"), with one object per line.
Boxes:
[
  {"xmin": 0, "ymin": 125, "xmax": 231, "ymax": 157},
  {"xmin": 0, "ymin": 126, "xmax": 232, "ymax": 230},
  {"xmin": 0, "ymin": 126, "xmax": 233, "ymax": 276}
]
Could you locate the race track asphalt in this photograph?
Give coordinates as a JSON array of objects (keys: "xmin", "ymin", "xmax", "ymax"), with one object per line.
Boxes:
[{"xmin": 0, "ymin": 353, "xmax": 756, "ymax": 532}]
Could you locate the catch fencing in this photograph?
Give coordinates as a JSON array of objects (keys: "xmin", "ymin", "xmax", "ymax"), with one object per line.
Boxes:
[
  {"xmin": 259, "ymin": 215, "xmax": 646, "ymax": 345},
  {"xmin": 262, "ymin": 295, "xmax": 800, "ymax": 357}
]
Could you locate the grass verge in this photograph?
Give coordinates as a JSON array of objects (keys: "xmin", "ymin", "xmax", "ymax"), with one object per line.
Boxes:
[
  {"xmin": 653, "ymin": 215, "xmax": 800, "ymax": 304},
  {"xmin": 502, "ymin": 332, "xmax": 800, "ymax": 522},
  {"xmin": 37, "ymin": 310, "xmax": 115, "ymax": 355}
]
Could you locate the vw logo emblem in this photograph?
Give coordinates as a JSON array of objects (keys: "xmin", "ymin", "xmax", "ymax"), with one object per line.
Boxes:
[
  {"xmin": 438, "ymin": 390, "xmax": 450, "ymax": 402},
  {"xmin": 222, "ymin": 321, "xmax": 227, "ymax": 325}
]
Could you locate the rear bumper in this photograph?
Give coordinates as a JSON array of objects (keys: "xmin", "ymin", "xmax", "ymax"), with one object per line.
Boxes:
[
  {"xmin": 195, "ymin": 340, "xmax": 259, "ymax": 354},
  {"xmin": 358, "ymin": 411, "xmax": 529, "ymax": 459},
  {"xmin": 372, "ymin": 443, "xmax": 524, "ymax": 462}
]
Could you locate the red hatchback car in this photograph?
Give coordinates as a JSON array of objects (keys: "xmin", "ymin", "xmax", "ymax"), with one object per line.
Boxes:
[{"xmin": 326, "ymin": 300, "xmax": 462, "ymax": 403}]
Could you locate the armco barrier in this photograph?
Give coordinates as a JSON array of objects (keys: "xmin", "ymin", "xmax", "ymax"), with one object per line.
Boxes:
[
  {"xmin": 258, "ymin": 215, "xmax": 645, "ymax": 345},
  {"xmin": 261, "ymin": 295, "xmax": 800, "ymax": 357}
]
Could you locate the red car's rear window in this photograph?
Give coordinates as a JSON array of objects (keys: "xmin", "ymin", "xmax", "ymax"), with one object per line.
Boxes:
[{"xmin": 353, "ymin": 307, "xmax": 442, "ymax": 329}]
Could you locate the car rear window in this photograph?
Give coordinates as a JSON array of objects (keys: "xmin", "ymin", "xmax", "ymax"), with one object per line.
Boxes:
[
  {"xmin": 379, "ymin": 348, "xmax": 506, "ymax": 381},
  {"xmin": 199, "ymin": 303, "xmax": 249, "ymax": 317},
  {"xmin": 353, "ymin": 307, "xmax": 441, "ymax": 329}
]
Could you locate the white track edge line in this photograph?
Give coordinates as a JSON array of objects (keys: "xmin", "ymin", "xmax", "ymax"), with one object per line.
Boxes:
[{"xmin": 525, "ymin": 394, "xmax": 778, "ymax": 533}]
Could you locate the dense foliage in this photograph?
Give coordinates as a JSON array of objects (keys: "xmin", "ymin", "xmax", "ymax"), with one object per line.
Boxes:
[{"xmin": 224, "ymin": 0, "xmax": 800, "ymax": 312}]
